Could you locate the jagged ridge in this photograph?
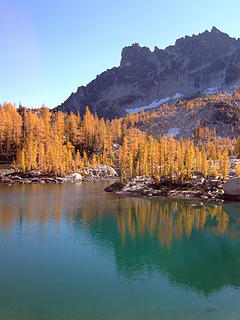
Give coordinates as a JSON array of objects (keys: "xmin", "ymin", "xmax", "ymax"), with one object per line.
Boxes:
[{"xmin": 55, "ymin": 27, "xmax": 240, "ymax": 119}]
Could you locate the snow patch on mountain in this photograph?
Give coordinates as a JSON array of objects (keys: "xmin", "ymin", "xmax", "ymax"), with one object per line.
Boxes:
[
  {"xmin": 203, "ymin": 87, "xmax": 220, "ymax": 94},
  {"xmin": 172, "ymin": 93, "xmax": 183, "ymax": 99},
  {"xmin": 125, "ymin": 97, "xmax": 171, "ymax": 114}
]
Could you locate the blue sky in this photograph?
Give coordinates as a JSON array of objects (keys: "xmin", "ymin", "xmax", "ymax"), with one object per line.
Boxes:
[{"xmin": 0, "ymin": 0, "xmax": 240, "ymax": 109}]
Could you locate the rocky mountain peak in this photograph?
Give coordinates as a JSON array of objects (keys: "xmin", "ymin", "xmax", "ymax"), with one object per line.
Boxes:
[
  {"xmin": 55, "ymin": 27, "xmax": 240, "ymax": 119},
  {"xmin": 120, "ymin": 43, "xmax": 152, "ymax": 68},
  {"xmin": 211, "ymin": 26, "xmax": 222, "ymax": 33}
]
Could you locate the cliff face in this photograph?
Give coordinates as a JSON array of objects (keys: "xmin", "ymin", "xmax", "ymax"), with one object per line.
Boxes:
[{"xmin": 55, "ymin": 27, "xmax": 240, "ymax": 119}]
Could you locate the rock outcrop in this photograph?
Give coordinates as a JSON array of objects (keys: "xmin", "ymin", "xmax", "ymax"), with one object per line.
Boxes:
[
  {"xmin": 55, "ymin": 27, "xmax": 240, "ymax": 119},
  {"xmin": 138, "ymin": 98, "xmax": 240, "ymax": 139},
  {"xmin": 105, "ymin": 175, "xmax": 224, "ymax": 201}
]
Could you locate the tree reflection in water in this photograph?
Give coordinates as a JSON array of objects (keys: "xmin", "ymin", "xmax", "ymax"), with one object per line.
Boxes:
[{"xmin": 0, "ymin": 183, "xmax": 240, "ymax": 296}]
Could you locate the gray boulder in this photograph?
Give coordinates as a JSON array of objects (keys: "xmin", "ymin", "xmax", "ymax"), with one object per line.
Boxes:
[
  {"xmin": 65, "ymin": 173, "xmax": 83, "ymax": 183},
  {"xmin": 223, "ymin": 177, "xmax": 240, "ymax": 198}
]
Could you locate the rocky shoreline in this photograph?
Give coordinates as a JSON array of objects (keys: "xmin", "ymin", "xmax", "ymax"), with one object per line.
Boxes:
[
  {"xmin": 105, "ymin": 174, "xmax": 228, "ymax": 202},
  {"xmin": 0, "ymin": 165, "xmax": 118, "ymax": 185},
  {"xmin": 2, "ymin": 164, "xmax": 240, "ymax": 202}
]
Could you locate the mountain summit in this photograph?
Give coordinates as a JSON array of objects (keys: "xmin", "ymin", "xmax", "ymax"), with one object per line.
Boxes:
[{"xmin": 55, "ymin": 27, "xmax": 240, "ymax": 118}]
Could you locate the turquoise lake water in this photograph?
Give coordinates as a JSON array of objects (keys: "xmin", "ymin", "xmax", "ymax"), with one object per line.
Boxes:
[{"xmin": 0, "ymin": 182, "xmax": 240, "ymax": 320}]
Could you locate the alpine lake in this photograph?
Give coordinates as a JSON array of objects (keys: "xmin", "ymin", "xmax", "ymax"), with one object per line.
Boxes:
[{"xmin": 0, "ymin": 182, "xmax": 240, "ymax": 320}]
